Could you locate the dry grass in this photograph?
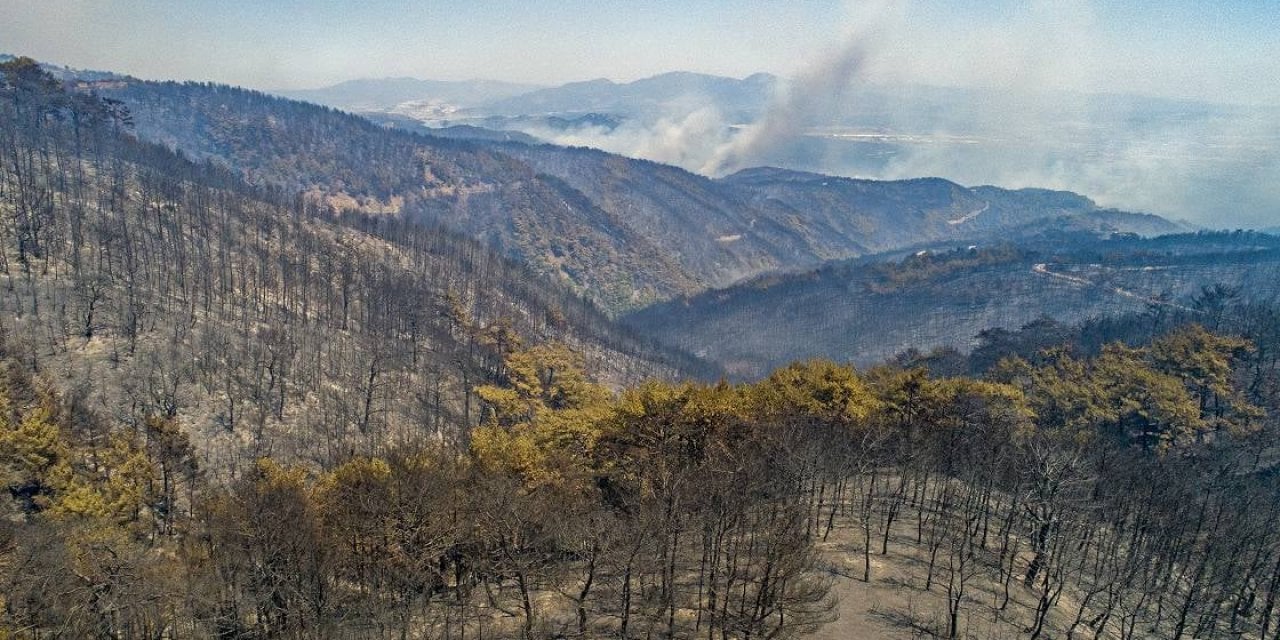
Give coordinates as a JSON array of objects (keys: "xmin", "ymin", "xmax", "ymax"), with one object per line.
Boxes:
[{"xmin": 810, "ymin": 506, "xmax": 1098, "ymax": 640}]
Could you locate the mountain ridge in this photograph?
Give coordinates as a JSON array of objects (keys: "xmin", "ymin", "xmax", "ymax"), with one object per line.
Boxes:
[
  {"xmin": 48, "ymin": 63, "xmax": 1184, "ymax": 313},
  {"xmin": 624, "ymin": 231, "xmax": 1280, "ymax": 377},
  {"xmin": 474, "ymin": 70, "xmax": 778, "ymax": 118},
  {"xmin": 274, "ymin": 76, "xmax": 541, "ymax": 113}
]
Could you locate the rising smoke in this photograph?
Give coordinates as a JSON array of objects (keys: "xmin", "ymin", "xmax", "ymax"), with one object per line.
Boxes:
[
  {"xmin": 525, "ymin": 42, "xmax": 869, "ymax": 179},
  {"xmin": 701, "ymin": 43, "xmax": 865, "ymax": 176},
  {"xmin": 517, "ymin": 1, "xmax": 1280, "ymax": 228}
]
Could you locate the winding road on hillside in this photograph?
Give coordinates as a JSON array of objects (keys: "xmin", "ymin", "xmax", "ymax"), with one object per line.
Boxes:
[
  {"xmin": 1032, "ymin": 263, "xmax": 1198, "ymax": 312},
  {"xmin": 947, "ymin": 201, "xmax": 989, "ymax": 225}
]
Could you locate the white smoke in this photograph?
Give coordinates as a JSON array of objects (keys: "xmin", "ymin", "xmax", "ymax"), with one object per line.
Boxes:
[
  {"xmin": 523, "ymin": 42, "xmax": 869, "ymax": 178},
  {"xmin": 701, "ymin": 43, "xmax": 865, "ymax": 175},
  {"xmin": 521, "ymin": 106, "xmax": 735, "ymax": 171},
  {"xmin": 506, "ymin": 0, "xmax": 1280, "ymax": 228}
]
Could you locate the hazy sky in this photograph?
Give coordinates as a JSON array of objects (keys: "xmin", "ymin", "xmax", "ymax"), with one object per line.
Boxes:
[{"xmin": 3, "ymin": 0, "xmax": 1278, "ymax": 105}]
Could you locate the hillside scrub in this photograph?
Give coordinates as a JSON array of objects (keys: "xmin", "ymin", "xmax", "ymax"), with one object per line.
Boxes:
[
  {"xmin": 0, "ymin": 58, "xmax": 708, "ymax": 471},
  {"xmin": 3, "ymin": 317, "xmax": 1280, "ymax": 638},
  {"xmin": 5, "ymin": 58, "xmax": 1280, "ymax": 640}
]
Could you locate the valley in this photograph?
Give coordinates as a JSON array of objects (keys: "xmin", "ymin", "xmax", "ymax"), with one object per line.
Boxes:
[
  {"xmin": 292, "ymin": 70, "xmax": 1280, "ymax": 232},
  {"xmin": 69, "ymin": 71, "xmax": 1180, "ymax": 314},
  {"xmin": 0, "ymin": 39, "xmax": 1279, "ymax": 640}
]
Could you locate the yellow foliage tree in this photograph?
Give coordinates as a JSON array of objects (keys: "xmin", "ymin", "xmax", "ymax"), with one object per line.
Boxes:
[
  {"xmin": 476, "ymin": 342, "xmax": 610, "ymax": 426},
  {"xmin": 1149, "ymin": 324, "xmax": 1261, "ymax": 435},
  {"xmin": 0, "ymin": 402, "xmax": 73, "ymax": 512},
  {"xmin": 754, "ymin": 359, "xmax": 879, "ymax": 428},
  {"xmin": 472, "ymin": 342, "xmax": 613, "ymax": 489}
]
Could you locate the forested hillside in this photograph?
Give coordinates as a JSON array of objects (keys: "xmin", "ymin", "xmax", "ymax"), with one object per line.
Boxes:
[
  {"xmin": 0, "ymin": 57, "xmax": 705, "ymax": 472},
  {"xmin": 6, "ymin": 56, "xmax": 1280, "ymax": 640},
  {"xmin": 72, "ymin": 71, "xmax": 1177, "ymax": 312},
  {"xmin": 626, "ymin": 233, "xmax": 1280, "ymax": 377},
  {"xmin": 6, "ymin": 277, "xmax": 1280, "ymax": 639},
  {"xmin": 719, "ymin": 168, "xmax": 1182, "ymax": 255}
]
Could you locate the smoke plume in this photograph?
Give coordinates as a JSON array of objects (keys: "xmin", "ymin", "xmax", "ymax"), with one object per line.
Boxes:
[
  {"xmin": 509, "ymin": 0, "xmax": 1280, "ymax": 228},
  {"xmin": 701, "ymin": 43, "xmax": 865, "ymax": 176}
]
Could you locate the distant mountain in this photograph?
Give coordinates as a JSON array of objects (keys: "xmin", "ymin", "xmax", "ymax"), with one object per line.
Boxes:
[
  {"xmin": 624, "ymin": 231, "xmax": 1280, "ymax": 378},
  {"xmin": 361, "ymin": 111, "xmax": 543, "ymax": 144},
  {"xmin": 268, "ymin": 71, "xmax": 779, "ymax": 128},
  {"xmin": 470, "ymin": 113, "xmax": 625, "ymax": 133},
  {"xmin": 719, "ymin": 167, "xmax": 1184, "ymax": 255},
  {"xmin": 38, "ymin": 58, "xmax": 1271, "ymax": 230},
  {"xmin": 480, "ymin": 71, "xmax": 778, "ymax": 120},
  {"xmin": 274, "ymin": 77, "xmax": 541, "ymax": 113}
]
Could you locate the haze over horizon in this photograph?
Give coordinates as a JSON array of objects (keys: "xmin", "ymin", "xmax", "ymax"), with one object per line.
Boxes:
[
  {"xmin": 4, "ymin": 0, "xmax": 1279, "ymax": 106},
  {"xmin": 4, "ymin": 0, "xmax": 1279, "ymax": 228}
]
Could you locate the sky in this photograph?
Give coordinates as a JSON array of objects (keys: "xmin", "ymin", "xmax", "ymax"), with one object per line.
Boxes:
[{"xmin": 2, "ymin": 0, "xmax": 1278, "ymax": 106}]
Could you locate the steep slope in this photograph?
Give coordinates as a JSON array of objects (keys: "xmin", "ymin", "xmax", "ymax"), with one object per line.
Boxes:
[
  {"xmin": 625, "ymin": 232, "xmax": 1280, "ymax": 377},
  {"xmin": 91, "ymin": 77, "xmax": 703, "ymax": 308},
  {"xmin": 108, "ymin": 77, "xmax": 811, "ymax": 303},
  {"xmin": 493, "ymin": 149, "xmax": 1184, "ymax": 291},
  {"xmin": 0, "ymin": 59, "xmax": 709, "ymax": 470},
  {"xmin": 490, "ymin": 144, "xmax": 826, "ymax": 286},
  {"xmin": 721, "ymin": 167, "xmax": 1185, "ymax": 254}
]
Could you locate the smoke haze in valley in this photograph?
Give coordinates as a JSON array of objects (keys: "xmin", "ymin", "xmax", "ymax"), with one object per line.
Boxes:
[
  {"xmin": 505, "ymin": 1, "xmax": 1280, "ymax": 229},
  {"xmin": 4, "ymin": 0, "xmax": 1277, "ymax": 228}
]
